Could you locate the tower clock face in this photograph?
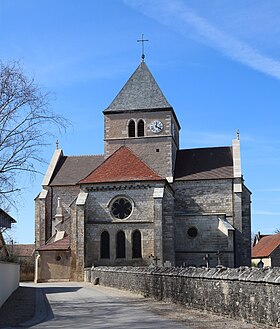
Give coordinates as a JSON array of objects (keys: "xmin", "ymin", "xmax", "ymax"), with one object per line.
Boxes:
[{"xmin": 150, "ymin": 120, "xmax": 163, "ymax": 133}]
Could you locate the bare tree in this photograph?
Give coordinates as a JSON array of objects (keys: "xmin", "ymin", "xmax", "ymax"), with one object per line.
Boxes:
[{"xmin": 0, "ymin": 60, "xmax": 67, "ymax": 208}]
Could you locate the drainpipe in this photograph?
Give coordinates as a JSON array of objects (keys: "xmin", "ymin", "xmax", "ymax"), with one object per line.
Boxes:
[{"xmin": 34, "ymin": 252, "xmax": 40, "ymax": 283}]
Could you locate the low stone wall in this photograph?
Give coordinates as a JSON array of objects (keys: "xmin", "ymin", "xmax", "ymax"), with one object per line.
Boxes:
[
  {"xmin": 20, "ymin": 264, "xmax": 34, "ymax": 281},
  {"xmin": 90, "ymin": 266, "xmax": 280, "ymax": 327},
  {"xmin": 0, "ymin": 261, "xmax": 20, "ymax": 307}
]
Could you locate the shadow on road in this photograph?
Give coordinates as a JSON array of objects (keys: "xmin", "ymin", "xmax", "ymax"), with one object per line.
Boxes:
[
  {"xmin": 0, "ymin": 286, "xmax": 36, "ymax": 328},
  {"xmin": 0, "ymin": 285, "xmax": 81, "ymax": 328},
  {"xmin": 41, "ymin": 286, "xmax": 82, "ymax": 295}
]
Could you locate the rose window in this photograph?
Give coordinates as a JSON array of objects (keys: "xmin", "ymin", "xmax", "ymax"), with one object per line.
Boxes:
[{"xmin": 110, "ymin": 197, "xmax": 132, "ymax": 219}]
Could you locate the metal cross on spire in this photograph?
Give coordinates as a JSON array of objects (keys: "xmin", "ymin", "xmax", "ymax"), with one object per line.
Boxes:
[
  {"xmin": 137, "ymin": 34, "xmax": 148, "ymax": 61},
  {"xmin": 236, "ymin": 129, "xmax": 240, "ymax": 140}
]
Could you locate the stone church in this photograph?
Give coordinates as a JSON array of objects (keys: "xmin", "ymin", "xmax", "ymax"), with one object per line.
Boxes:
[{"xmin": 35, "ymin": 59, "xmax": 251, "ymax": 282}]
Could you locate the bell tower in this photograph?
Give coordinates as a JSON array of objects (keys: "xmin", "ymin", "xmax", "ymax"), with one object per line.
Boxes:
[{"xmin": 103, "ymin": 61, "xmax": 180, "ymax": 180}]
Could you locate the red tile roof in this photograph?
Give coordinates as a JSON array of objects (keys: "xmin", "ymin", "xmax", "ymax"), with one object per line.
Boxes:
[
  {"xmin": 80, "ymin": 146, "xmax": 163, "ymax": 184},
  {"xmin": 252, "ymin": 233, "xmax": 280, "ymax": 258},
  {"xmin": 37, "ymin": 236, "xmax": 70, "ymax": 251},
  {"xmin": 6, "ymin": 244, "xmax": 35, "ymax": 257},
  {"xmin": 252, "ymin": 233, "xmax": 270, "ymax": 247}
]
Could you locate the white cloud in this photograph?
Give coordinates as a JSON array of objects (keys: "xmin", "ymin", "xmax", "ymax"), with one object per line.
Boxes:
[{"xmin": 124, "ymin": 0, "xmax": 280, "ymax": 80}]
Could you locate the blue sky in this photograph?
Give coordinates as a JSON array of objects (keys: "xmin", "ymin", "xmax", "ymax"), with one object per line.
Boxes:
[{"xmin": 1, "ymin": 0, "xmax": 279, "ymax": 243}]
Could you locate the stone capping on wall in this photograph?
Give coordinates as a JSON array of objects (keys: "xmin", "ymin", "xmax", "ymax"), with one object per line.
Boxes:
[
  {"xmin": 89, "ymin": 266, "xmax": 280, "ymax": 327},
  {"xmin": 91, "ymin": 265, "xmax": 280, "ymax": 284}
]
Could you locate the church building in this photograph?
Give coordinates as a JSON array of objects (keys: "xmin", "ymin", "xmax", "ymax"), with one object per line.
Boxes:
[{"xmin": 35, "ymin": 59, "xmax": 251, "ymax": 282}]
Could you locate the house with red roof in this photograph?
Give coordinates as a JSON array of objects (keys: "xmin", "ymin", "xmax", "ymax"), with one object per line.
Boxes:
[
  {"xmin": 4, "ymin": 243, "xmax": 35, "ymax": 281},
  {"xmin": 252, "ymin": 232, "xmax": 280, "ymax": 267},
  {"xmin": 35, "ymin": 58, "xmax": 251, "ymax": 282}
]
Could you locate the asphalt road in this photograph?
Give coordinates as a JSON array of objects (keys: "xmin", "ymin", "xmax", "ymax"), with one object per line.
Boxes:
[
  {"xmin": 31, "ymin": 282, "xmax": 188, "ymax": 329},
  {"xmin": 2, "ymin": 282, "xmax": 266, "ymax": 329}
]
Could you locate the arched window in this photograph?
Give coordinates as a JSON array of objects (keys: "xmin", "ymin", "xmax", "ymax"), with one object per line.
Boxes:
[
  {"xmin": 116, "ymin": 231, "xmax": 126, "ymax": 258},
  {"xmin": 137, "ymin": 120, "xmax": 144, "ymax": 137},
  {"xmin": 132, "ymin": 230, "xmax": 142, "ymax": 258},
  {"xmin": 128, "ymin": 120, "xmax": 135, "ymax": 137},
  {"xmin": 100, "ymin": 231, "xmax": 110, "ymax": 259}
]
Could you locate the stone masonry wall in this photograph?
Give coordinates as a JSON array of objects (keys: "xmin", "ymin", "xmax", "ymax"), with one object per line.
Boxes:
[
  {"xmin": 85, "ymin": 183, "xmax": 156, "ymax": 222},
  {"xmin": 35, "ymin": 190, "xmax": 52, "ymax": 248},
  {"xmin": 242, "ymin": 186, "xmax": 252, "ymax": 266},
  {"xmin": 38, "ymin": 250, "xmax": 71, "ymax": 282},
  {"xmin": 174, "ymin": 214, "xmax": 234, "ymax": 267},
  {"xmin": 162, "ymin": 189, "xmax": 175, "ymax": 264},
  {"xmin": 104, "ymin": 110, "xmax": 178, "ymax": 178},
  {"xmin": 173, "ymin": 180, "xmax": 235, "ymax": 267},
  {"xmin": 90, "ymin": 266, "xmax": 280, "ymax": 327},
  {"xmin": 271, "ymin": 248, "xmax": 280, "ymax": 267},
  {"xmin": 174, "ymin": 180, "xmax": 233, "ymax": 216},
  {"xmin": 52, "ymin": 186, "xmax": 80, "ymax": 219},
  {"xmin": 51, "ymin": 185, "xmax": 80, "ymax": 236},
  {"xmin": 86, "ymin": 222, "xmax": 154, "ymax": 267},
  {"xmin": 84, "ymin": 182, "xmax": 164, "ymax": 267}
]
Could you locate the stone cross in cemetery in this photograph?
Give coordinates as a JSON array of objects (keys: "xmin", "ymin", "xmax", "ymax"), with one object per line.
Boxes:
[
  {"xmin": 216, "ymin": 250, "xmax": 223, "ymax": 266},
  {"xmin": 149, "ymin": 254, "xmax": 160, "ymax": 266},
  {"xmin": 203, "ymin": 253, "xmax": 212, "ymax": 268}
]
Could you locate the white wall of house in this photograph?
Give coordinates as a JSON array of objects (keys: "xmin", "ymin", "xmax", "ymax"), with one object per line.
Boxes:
[
  {"xmin": 0, "ymin": 261, "xmax": 20, "ymax": 307},
  {"xmin": 252, "ymin": 257, "xmax": 271, "ymax": 267}
]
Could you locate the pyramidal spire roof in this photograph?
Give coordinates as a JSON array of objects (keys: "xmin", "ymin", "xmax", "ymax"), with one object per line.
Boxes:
[
  {"xmin": 104, "ymin": 61, "xmax": 172, "ymax": 112},
  {"xmin": 79, "ymin": 146, "xmax": 163, "ymax": 184}
]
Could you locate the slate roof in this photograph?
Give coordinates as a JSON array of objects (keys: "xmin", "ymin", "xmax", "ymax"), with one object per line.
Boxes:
[
  {"xmin": 80, "ymin": 146, "xmax": 163, "ymax": 184},
  {"xmin": 49, "ymin": 155, "xmax": 105, "ymax": 186},
  {"xmin": 174, "ymin": 147, "xmax": 233, "ymax": 181},
  {"xmin": 104, "ymin": 61, "xmax": 172, "ymax": 112},
  {"xmin": 37, "ymin": 235, "xmax": 70, "ymax": 251},
  {"xmin": 252, "ymin": 233, "xmax": 280, "ymax": 258}
]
